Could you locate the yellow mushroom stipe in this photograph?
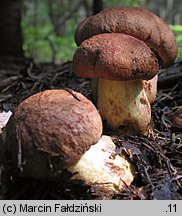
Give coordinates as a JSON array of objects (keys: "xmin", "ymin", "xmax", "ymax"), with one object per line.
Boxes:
[{"xmin": 97, "ymin": 79, "xmax": 151, "ymax": 135}]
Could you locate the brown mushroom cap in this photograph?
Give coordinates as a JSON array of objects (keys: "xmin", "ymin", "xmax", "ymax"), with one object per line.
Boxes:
[
  {"xmin": 73, "ymin": 33, "xmax": 159, "ymax": 81},
  {"xmin": 75, "ymin": 7, "xmax": 177, "ymax": 67},
  {"xmin": 2, "ymin": 89, "xmax": 102, "ymax": 179}
]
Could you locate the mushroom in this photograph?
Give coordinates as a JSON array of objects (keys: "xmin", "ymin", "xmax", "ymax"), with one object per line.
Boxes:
[
  {"xmin": 1, "ymin": 89, "xmax": 102, "ymax": 179},
  {"xmin": 73, "ymin": 7, "xmax": 178, "ymax": 135},
  {"xmin": 1, "ymin": 89, "xmax": 134, "ymax": 192},
  {"xmin": 73, "ymin": 33, "xmax": 159, "ymax": 135}
]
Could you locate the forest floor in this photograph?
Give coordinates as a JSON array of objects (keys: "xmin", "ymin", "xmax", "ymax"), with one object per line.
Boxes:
[{"xmin": 0, "ymin": 56, "xmax": 181, "ymax": 200}]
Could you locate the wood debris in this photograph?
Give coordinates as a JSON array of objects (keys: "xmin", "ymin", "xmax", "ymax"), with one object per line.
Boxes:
[{"xmin": 0, "ymin": 57, "xmax": 181, "ymax": 200}]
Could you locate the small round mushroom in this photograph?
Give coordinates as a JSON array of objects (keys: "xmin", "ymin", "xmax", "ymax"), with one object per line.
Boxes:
[
  {"xmin": 73, "ymin": 33, "xmax": 159, "ymax": 135},
  {"xmin": 1, "ymin": 89, "xmax": 134, "ymax": 192},
  {"xmin": 1, "ymin": 89, "xmax": 103, "ymax": 179}
]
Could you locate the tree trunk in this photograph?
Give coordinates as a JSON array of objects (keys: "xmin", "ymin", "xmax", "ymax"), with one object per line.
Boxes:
[
  {"xmin": 0, "ymin": 0, "xmax": 23, "ymax": 57},
  {"xmin": 93, "ymin": 0, "xmax": 103, "ymax": 15}
]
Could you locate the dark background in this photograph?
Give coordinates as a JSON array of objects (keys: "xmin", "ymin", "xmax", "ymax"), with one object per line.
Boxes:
[{"xmin": 0, "ymin": 0, "xmax": 181, "ymax": 62}]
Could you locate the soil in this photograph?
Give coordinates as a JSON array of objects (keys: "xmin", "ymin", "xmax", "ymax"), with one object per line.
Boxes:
[{"xmin": 0, "ymin": 56, "xmax": 181, "ymax": 200}]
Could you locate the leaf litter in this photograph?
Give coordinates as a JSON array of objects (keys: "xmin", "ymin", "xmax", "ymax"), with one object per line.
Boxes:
[{"xmin": 0, "ymin": 56, "xmax": 181, "ymax": 200}]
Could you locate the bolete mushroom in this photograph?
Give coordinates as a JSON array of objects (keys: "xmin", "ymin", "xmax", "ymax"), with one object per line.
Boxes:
[
  {"xmin": 73, "ymin": 7, "xmax": 178, "ymax": 135},
  {"xmin": 73, "ymin": 33, "xmax": 159, "ymax": 135},
  {"xmin": 1, "ymin": 89, "xmax": 134, "ymax": 192},
  {"xmin": 1, "ymin": 89, "xmax": 102, "ymax": 179}
]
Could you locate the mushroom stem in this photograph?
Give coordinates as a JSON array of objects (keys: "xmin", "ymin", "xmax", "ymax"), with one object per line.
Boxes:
[
  {"xmin": 97, "ymin": 78, "xmax": 151, "ymax": 135},
  {"xmin": 91, "ymin": 75, "xmax": 158, "ymax": 105},
  {"xmin": 68, "ymin": 135, "xmax": 134, "ymax": 192}
]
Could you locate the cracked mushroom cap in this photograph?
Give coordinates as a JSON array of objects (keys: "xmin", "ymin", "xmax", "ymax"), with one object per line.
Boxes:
[
  {"xmin": 75, "ymin": 7, "xmax": 177, "ymax": 68},
  {"xmin": 73, "ymin": 33, "xmax": 159, "ymax": 81},
  {"xmin": 2, "ymin": 89, "xmax": 102, "ymax": 179}
]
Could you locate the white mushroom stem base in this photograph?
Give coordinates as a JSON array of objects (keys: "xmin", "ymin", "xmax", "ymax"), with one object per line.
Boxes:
[
  {"xmin": 97, "ymin": 78, "xmax": 151, "ymax": 135},
  {"xmin": 68, "ymin": 135, "xmax": 134, "ymax": 193}
]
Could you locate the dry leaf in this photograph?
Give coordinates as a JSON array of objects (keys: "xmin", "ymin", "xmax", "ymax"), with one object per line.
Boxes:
[{"xmin": 0, "ymin": 111, "xmax": 12, "ymax": 133}]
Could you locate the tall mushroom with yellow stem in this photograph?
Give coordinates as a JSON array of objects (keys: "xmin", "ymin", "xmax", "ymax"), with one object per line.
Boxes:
[
  {"xmin": 73, "ymin": 33, "xmax": 159, "ymax": 135},
  {"xmin": 73, "ymin": 7, "xmax": 178, "ymax": 135},
  {"xmin": 1, "ymin": 89, "xmax": 134, "ymax": 192},
  {"xmin": 91, "ymin": 73, "xmax": 158, "ymax": 105}
]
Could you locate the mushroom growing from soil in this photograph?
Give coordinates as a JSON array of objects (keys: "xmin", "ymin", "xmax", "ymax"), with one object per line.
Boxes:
[
  {"xmin": 1, "ymin": 89, "xmax": 134, "ymax": 192},
  {"xmin": 73, "ymin": 7, "xmax": 178, "ymax": 135},
  {"xmin": 73, "ymin": 33, "xmax": 159, "ymax": 135}
]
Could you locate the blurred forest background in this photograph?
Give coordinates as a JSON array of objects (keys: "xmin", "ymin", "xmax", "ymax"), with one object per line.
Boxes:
[{"xmin": 0, "ymin": 0, "xmax": 182, "ymax": 63}]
